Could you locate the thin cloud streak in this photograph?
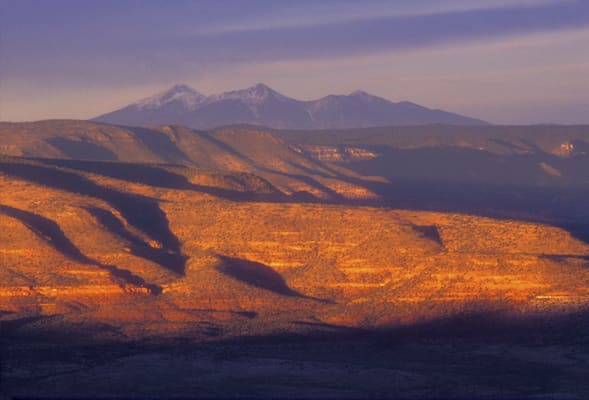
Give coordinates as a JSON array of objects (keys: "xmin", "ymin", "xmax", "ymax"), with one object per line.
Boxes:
[
  {"xmin": 3, "ymin": 0, "xmax": 588, "ymax": 80},
  {"xmin": 192, "ymin": 0, "xmax": 570, "ymax": 35},
  {"xmin": 175, "ymin": 0, "xmax": 589, "ymax": 63}
]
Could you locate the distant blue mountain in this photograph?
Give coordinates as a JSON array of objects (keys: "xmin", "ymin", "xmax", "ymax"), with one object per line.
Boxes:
[{"xmin": 93, "ymin": 83, "xmax": 488, "ymax": 129}]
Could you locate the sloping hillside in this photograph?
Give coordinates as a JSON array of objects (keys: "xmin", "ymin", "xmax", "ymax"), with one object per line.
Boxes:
[
  {"xmin": 2, "ymin": 156, "xmax": 589, "ymax": 341},
  {"xmin": 2, "ymin": 120, "xmax": 589, "ymax": 224},
  {"xmin": 2, "ymin": 130, "xmax": 589, "ymax": 398},
  {"xmin": 0, "ymin": 121, "xmax": 382, "ymax": 200}
]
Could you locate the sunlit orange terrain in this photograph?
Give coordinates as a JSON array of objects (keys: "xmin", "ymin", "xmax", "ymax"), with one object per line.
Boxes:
[
  {"xmin": 2, "ymin": 121, "xmax": 589, "ymax": 398},
  {"xmin": 2, "ymin": 135, "xmax": 589, "ymax": 341}
]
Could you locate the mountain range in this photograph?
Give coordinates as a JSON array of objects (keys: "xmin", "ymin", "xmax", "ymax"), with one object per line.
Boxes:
[{"xmin": 93, "ymin": 83, "xmax": 488, "ymax": 129}]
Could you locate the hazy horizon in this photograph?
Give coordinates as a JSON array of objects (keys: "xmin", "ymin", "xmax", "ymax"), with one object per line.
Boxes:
[{"xmin": 1, "ymin": 0, "xmax": 588, "ymax": 124}]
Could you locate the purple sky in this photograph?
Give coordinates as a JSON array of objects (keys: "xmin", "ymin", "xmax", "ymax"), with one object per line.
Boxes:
[{"xmin": 1, "ymin": 0, "xmax": 588, "ymax": 124}]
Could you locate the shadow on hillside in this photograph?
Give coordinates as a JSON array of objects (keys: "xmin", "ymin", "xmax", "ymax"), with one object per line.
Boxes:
[
  {"xmin": 283, "ymin": 145, "xmax": 589, "ymax": 247},
  {"xmin": 195, "ymin": 131, "xmax": 348, "ymax": 201},
  {"xmin": 46, "ymin": 137, "xmax": 118, "ymax": 161},
  {"xmin": 15, "ymin": 153, "xmax": 589, "ymax": 248},
  {"xmin": 354, "ymin": 177, "xmax": 589, "ymax": 244},
  {"xmin": 33, "ymin": 154, "xmax": 589, "ymax": 237},
  {"xmin": 84, "ymin": 206, "xmax": 186, "ymax": 274},
  {"xmin": 128, "ymin": 127, "xmax": 191, "ymax": 164},
  {"xmin": 352, "ymin": 145, "xmax": 589, "ymax": 185},
  {"xmin": 46, "ymin": 125, "xmax": 192, "ymax": 164},
  {"xmin": 36, "ymin": 158, "xmax": 193, "ymax": 189},
  {"xmin": 0, "ymin": 159, "xmax": 185, "ymax": 275},
  {"xmin": 413, "ymin": 225, "xmax": 444, "ymax": 246},
  {"xmin": 8, "ymin": 142, "xmax": 589, "ymax": 249},
  {"xmin": 32, "ymin": 157, "xmax": 287, "ymax": 203},
  {"xmin": 216, "ymin": 256, "xmax": 331, "ymax": 303},
  {"xmin": 303, "ymin": 144, "xmax": 589, "ymax": 244},
  {"xmin": 277, "ymin": 143, "xmax": 589, "ymax": 248},
  {"xmin": 0, "ymin": 204, "xmax": 162, "ymax": 294}
]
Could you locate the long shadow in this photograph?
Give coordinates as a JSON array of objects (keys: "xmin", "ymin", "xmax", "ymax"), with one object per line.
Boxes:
[
  {"xmin": 326, "ymin": 145, "xmax": 589, "ymax": 244},
  {"xmin": 31, "ymin": 157, "xmax": 287, "ymax": 203},
  {"xmin": 35, "ymin": 140, "xmax": 334, "ymax": 204},
  {"xmin": 413, "ymin": 224, "xmax": 444, "ymax": 246},
  {"xmin": 126, "ymin": 126, "xmax": 191, "ymax": 164},
  {"xmin": 270, "ymin": 167, "xmax": 347, "ymax": 201},
  {"xmin": 251, "ymin": 139, "xmax": 589, "ymax": 248},
  {"xmin": 216, "ymin": 256, "xmax": 332, "ymax": 303},
  {"xmin": 356, "ymin": 178, "xmax": 589, "ymax": 232},
  {"xmin": 351, "ymin": 146, "xmax": 550, "ymax": 186},
  {"xmin": 7, "ymin": 142, "xmax": 589, "ymax": 250},
  {"xmin": 0, "ymin": 205, "xmax": 162, "ymax": 294},
  {"xmin": 346, "ymin": 143, "xmax": 589, "ymax": 190},
  {"xmin": 18, "ymin": 153, "xmax": 589, "ymax": 248},
  {"xmin": 84, "ymin": 206, "xmax": 186, "ymax": 273},
  {"xmin": 46, "ymin": 137, "xmax": 118, "ymax": 161},
  {"xmin": 200, "ymin": 131, "xmax": 347, "ymax": 200},
  {"xmin": 197, "ymin": 130, "xmax": 253, "ymax": 162},
  {"xmin": 0, "ymin": 159, "xmax": 185, "ymax": 275},
  {"xmin": 34, "ymin": 158, "xmax": 193, "ymax": 189},
  {"xmin": 275, "ymin": 126, "xmax": 589, "ymax": 186}
]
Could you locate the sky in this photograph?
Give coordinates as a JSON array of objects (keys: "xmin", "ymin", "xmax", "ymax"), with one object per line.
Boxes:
[{"xmin": 0, "ymin": 0, "xmax": 588, "ymax": 124}]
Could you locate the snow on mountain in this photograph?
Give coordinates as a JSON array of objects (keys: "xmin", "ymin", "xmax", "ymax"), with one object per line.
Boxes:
[
  {"xmin": 207, "ymin": 83, "xmax": 292, "ymax": 105},
  {"xmin": 94, "ymin": 84, "xmax": 488, "ymax": 129},
  {"xmin": 133, "ymin": 84, "xmax": 206, "ymax": 111}
]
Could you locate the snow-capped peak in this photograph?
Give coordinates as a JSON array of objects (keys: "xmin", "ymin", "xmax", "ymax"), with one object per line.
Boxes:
[
  {"xmin": 348, "ymin": 90, "xmax": 384, "ymax": 101},
  {"xmin": 133, "ymin": 84, "xmax": 206, "ymax": 110},
  {"xmin": 209, "ymin": 83, "xmax": 289, "ymax": 104},
  {"xmin": 350, "ymin": 90, "xmax": 370, "ymax": 96}
]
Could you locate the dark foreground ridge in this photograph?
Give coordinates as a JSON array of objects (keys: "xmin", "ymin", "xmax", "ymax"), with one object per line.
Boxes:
[{"xmin": 3, "ymin": 310, "xmax": 589, "ymax": 399}]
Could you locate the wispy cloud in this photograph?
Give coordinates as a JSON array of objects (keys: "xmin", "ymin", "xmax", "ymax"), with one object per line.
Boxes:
[
  {"xmin": 176, "ymin": 0, "xmax": 588, "ymax": 64},
  {"xmin": 193, "ymin": 0, "xmax": 572, "ymax": 35}
]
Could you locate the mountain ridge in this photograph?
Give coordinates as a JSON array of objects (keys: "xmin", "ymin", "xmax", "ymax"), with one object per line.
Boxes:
[{"xmin": 93, "ymin": 83, "xmax": 488, "ymax": 129}]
